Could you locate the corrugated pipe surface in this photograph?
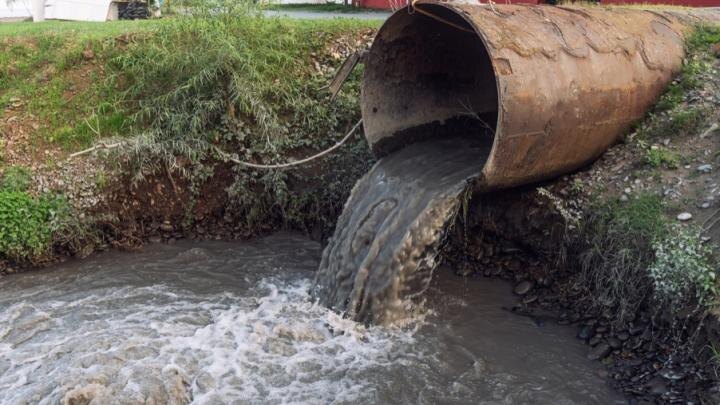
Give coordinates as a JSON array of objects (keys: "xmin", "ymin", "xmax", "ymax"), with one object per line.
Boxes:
[{"xmin": 361, "ymin": 3, "xmax": 720, "ymax": 190}]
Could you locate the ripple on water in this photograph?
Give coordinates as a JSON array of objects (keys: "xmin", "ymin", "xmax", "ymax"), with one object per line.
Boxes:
[{"xmin": 0, "ymin": 235, "xmax": 622, "ymax": 404}]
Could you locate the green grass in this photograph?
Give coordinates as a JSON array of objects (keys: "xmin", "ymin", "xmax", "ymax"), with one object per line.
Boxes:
[
  {"xmin": 111, "ymin": 11, "xmax": 377, "ymax": 230},
  {"xmin": 0, "ymin": 166, "xmax": 32, "ymax": 192},
  {"xmin": 0, "ymin": 6, "xmax": 378, "ymax": 258},
  {"xmin": 0, "ymin": 20, "xmax": 153, "ymax": 153},
  {"xmin": 0, "ymin": 19, "xmax": 161, "ymax": 39},
  {"xmin": 644, "ymin": 146, "xmax": 680, "ymax": 169},
  {"xmin": 569, "ymin": 194, "xmax": 668, "ymax": 325},
  {"xmin": 635, "ymin": 25, "xmax": 719, "ymax": 142},
  {"xmin": 650, "ymin": 25, "xmax": 720, "ymax": 114},
  {"xmin": 262, "ymin": 3, "xmax": 386, "ymax": 13}
]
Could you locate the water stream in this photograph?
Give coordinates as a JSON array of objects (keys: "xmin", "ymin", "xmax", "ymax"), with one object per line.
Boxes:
[
  {"xmin": 313, "ymin": 137, "xmax": 489, "ymax": 324},
  {"xmin": 0, "ymin": 233, "xmax": 623, "ymax": 404}
]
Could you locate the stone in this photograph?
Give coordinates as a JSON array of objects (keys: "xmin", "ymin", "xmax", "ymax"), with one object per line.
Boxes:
[
  {"xmin": 513, "ymin": 280, "xmax": 533, "ymax": 296},
  {"xmin": 522, "ymin": 295, "xmax": 538, "ymax": 305},
  {"xmin": 608, "ymin": 338, "xmax": 622, "ymax": 349},
  {"xmin": 587, "ymin": 343, "xmax": 612, "ymax": 360},
  {"xmin": 646, "ymin": 376, "xmax": 668, "ymax": 396},
  {"xmin": 697, "ymin": 164, "xmax": 713, "ymax": 173},
  {"xmin": 677, "ymin": 212, "xmax": 692, "ymax": 221},
  {"xmin": 148, "ymin": 236, "xmax": 163, "ymax": 244},
  {"xmin": 577, "ymin": 325, "xmax": 596, "ymax": 340},
  {"xmin": 160, "ymin": 222, "xmax": 174, "ymax": 233}
]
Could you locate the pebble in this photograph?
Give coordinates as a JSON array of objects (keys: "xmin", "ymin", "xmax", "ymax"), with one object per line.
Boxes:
[
  {"xmin": 148, "ymin": 236, "xmax": 163, "ymax": 244},
  {"xmin": 608, "ymin": 337, "xmax": 622, "ymax": 349},
  {"xmin": 617, "ymin": 331, "xmax": 630, "ymax": 341},
  {"xmin": 697, "ymin": 164, "xmax": 713, "ymax": 173},
  {"xmin": 587, "ymin": 342, "xmax": 612, "ymax": 360},
  {"xmin": 513, "ymin": 280, "xmax": 533, "ymax": 296},
  {"xmin": 160, "ymin": 222, "xmax": 174, "ymax": 233},
  {"xmin": 522, "ymin": 295, "xmax": 538, "ymax": 305},
  {"xmin": 577, "ymin": 325, "xmax": 595, "ymax": 340},
  {"xmin": 676, "ymin": 212, "xmax": 692, "ymax": 221},
  {"xmin": 646, "ymin": 376, "xmax": 669, "ymax": 396}
]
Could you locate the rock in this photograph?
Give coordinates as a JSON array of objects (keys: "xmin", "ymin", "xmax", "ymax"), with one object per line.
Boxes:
[
  {"xmin": 617, "ymin": 331, "xmax": 630, "ymax": 341},
  {"xmin": 677, "ymin": 212, "xmax": 692, "ymax": 221},
  {"xmin": 148, "ymin": 236, "xmax": 163, "ymax": 244},
  {"xmin": 513, "ymin": 280, "xmax": 533, "ymax": 296},
  {"xmin": 700, "ymin": 122, "xmax": 719, "ymax": 139},
  {"xmin": 578, "ymin": 325, "xmax": 596, "ymax": 340},
  {"xmin": 697, "ymin": 164, "xmax": 713, "ymax": 173},
  {"xmin": 522, "ymin": 295, "xmax": 538, "ymax": 305},
  {"xmin": 660, "ymin": 369, "xmax": 685, "ymax": 381},
  {"xmin": 608, "ymin": 338, "xmax": 622, "ymax": 349},
  {"xmin": 587, "ymin": 343, "xmax": 612, "ymax": 360},
  {"xmin": 160, "ymin": 222, "xmax": 174, "ymax": 233},
  {"xmin": 646, "ymin": 376, "xmax": 668, "ymax": 396}
]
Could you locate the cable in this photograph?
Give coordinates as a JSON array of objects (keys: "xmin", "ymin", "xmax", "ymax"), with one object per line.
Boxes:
[{"xmin": 218, "ymin": 119, "xmax": 363, "ymax": 170}]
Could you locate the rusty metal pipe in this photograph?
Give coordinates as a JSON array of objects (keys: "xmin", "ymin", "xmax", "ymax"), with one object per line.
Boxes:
[{"xmin": 361, "ymin": 3, "xmax": 720, "ymax": 190}]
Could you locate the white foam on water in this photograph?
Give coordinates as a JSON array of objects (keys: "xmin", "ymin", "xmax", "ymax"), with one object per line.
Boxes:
[{"xmin": 0, "ymin": 278, "xmax": 416, "ymax": 405}]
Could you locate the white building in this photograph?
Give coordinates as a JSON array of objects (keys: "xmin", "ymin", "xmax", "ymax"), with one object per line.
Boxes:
[{"xmin": 1, "ymin": 0, "xmax": 118, "ymax": 22}]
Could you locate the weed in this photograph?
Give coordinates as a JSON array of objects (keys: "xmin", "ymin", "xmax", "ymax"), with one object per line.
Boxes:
[
  {"xmin": 0, "ymin": 166, "xmax": 32, "ymax": 192},
  {"xmin": 569, "ymin": 194, "xmax": 667, "ymax": 325},
  {"xmin": 645, "ymin": 146, "xmax": 680, "ymax": 169},
  {"xmin": 0, "ymin": 191, "xmax": 67, "ymax": 262},
  {"xmin": 109, "ymin": 4, "xmax": 375, "ymax": 231},
  {"xmin": 638, "ymin": 106, "xmax": 709, "ymax": 140},
  {"xmin": 649, "ymin": 224, "xmax": 716, "ymax": 311}
]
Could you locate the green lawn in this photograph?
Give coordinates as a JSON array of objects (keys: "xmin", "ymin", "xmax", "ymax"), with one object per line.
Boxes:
[
  {"xmin": 262, "ymin": 3, "xmax": 387, "ymax": 13},
  {"xmin": 0, "ymin": 19, "xmax": 162, "ymax": 39}
]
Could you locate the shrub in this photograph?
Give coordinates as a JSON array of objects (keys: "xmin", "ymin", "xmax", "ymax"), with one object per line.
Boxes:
[
  {"xmin": 108, "ymin": 4, "xmax": 374, "ymax": 232},
  {"xmin": 649, "ymin": 225, "xmax": 716, "ymax": 310},
  {"xmin": 0, "ymin": 165, "xmax": 32, "ymax": 192},
  {"xmin": 0, "ymin": 191, "xmax": 69, "ymax": 262}
]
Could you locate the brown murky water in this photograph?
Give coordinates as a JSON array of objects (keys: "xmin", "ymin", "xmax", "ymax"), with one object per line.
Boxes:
[
  {"xmin": 313, "ymin": 137, "xmax": 490, "ymax": 324},
  {"xmin": 0, "ymin": 233, "xmax": 623, "ymax": 404}
]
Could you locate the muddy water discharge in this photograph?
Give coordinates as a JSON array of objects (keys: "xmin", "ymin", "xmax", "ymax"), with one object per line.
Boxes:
[
  {"xmin": 313, "ymin": 137, "xmax": 490, "ymax": 324},
  {"xmin": 0, "ymin": 234, "xmax": 622, "ymax": 404}
]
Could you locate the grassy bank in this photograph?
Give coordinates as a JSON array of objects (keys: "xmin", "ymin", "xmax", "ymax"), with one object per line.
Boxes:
[{"xmin": 0, "ymin": 11, "xmax": 378, "ymax": 268}]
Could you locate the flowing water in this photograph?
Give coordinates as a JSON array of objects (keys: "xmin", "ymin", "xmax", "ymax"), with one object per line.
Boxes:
[
  {"xmin": 313, "ymin": 137, "xmax": 490, "ymax": 324},
  {"xmin": 0, "ymin": 233, "xmax": 624, "ymax": 404}
]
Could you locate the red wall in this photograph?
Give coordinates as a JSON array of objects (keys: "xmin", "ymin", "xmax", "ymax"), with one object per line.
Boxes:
[
  {"xmin": 601, "ymin": 0, "xmax": 720, "ymax": 5},
  {"xmin": 358, "ymin": 0, "xmax": 718, "ymax": 10}
]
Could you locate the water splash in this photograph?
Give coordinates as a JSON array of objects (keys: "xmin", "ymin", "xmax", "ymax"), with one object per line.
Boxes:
[{"xmin": 312, "ymin": 137, "xmax": 489, "ymax": 324}]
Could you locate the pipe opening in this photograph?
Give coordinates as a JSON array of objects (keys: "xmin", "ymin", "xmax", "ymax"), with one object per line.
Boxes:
[{"xmin": 361, "ymin": 5, "xmax": 498, "ymax": 157}]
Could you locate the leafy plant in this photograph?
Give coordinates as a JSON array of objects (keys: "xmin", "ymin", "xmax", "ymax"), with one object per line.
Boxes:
[
  {"xmin": 645, "ymin": 146, "xmax": 680, "ymax": 169},
  {"xmin": 649, "ymin": 224, "xmax": 716, "ymax": 310},
  {"xmin": 0, "ymin": 166, "xmax": 32, "ymax": 192},
  {"xmin": 0, "ymin": 191, "xmax": 69, "ymax": 262}
]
